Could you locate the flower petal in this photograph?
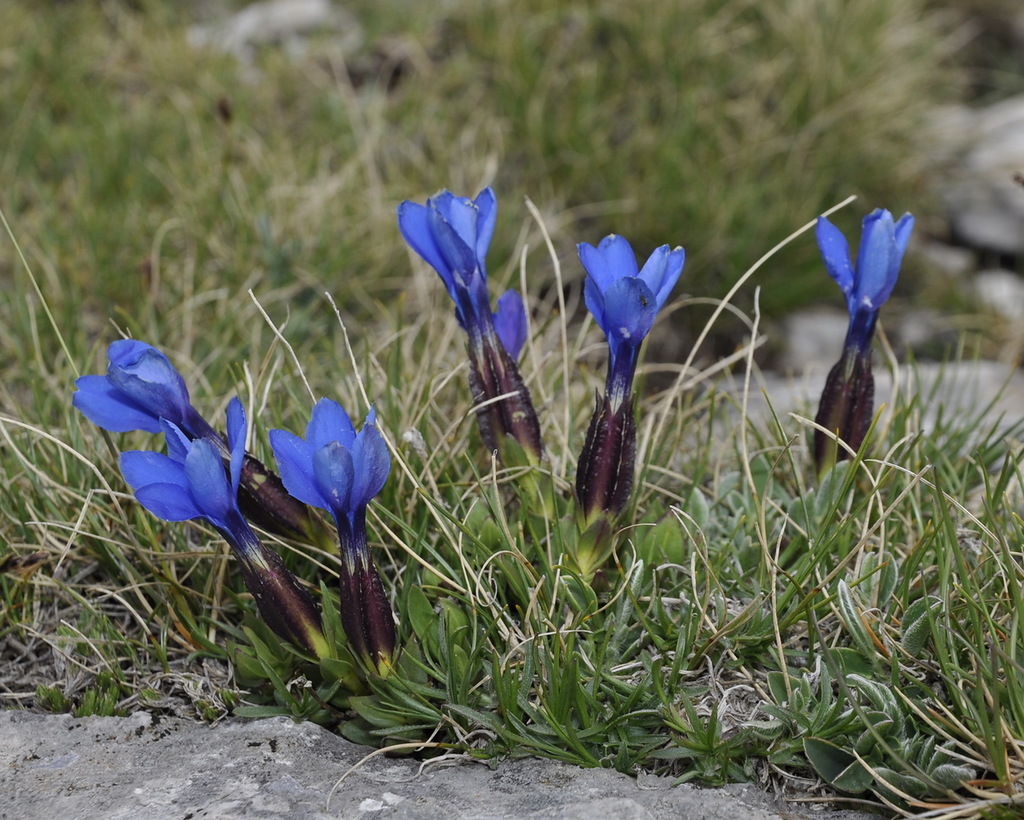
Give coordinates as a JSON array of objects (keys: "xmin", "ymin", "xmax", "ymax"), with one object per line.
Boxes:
[
  {"xmin": 493, "ymin": 290, "xmax": 528, "ymax": 359},
  {"xmin": 269, "ymin": 428, "xmax": 326, "ymax": 510},
  {"xmin": 815, "ymin": 216, "xmax": 855, "ymax": 297},
  {"xmin": 73, "ymin": 375, "xmax": 166, "ymax": 434},
  {"xmin": 120, "ymin": 450, "xmax": 189, "ymax": 495},
  {"xmin": 185, "ymin": 439, "xmax": 234, "ymax": 528},
  {"xmin": 397, "ymin": 201, "xmax": 454, "ymax": 292},
  {"xmin": 106, "ymin": 341, "xmax": 192, "ymax": 426},
  {"xmin": 313, "ymin": 441, "xmax": 355, "ymax": 518},
  {"xmin": 601, "ymin": 277, "xmax": 658, "ymax": 347},
  {"xmin": 134, "ymin": 483, "xmax": 203, "ymax": 522},
  {"xmin": 853, "ymin": 209, "xmax": 896, "ymax": 308},
  {"xmin": 638, "ymin": 244, "xmax": 685, "ymax": 310},
  {"xmin": 225, "ymin": 397, "xmax": 246, "ymax": 492},
  {"xmin": 351, "ymin": 416, "xmax": 391, "ymax": 509},
  {"xmin": 307, "ymin": 397, "xmax": 356, "ymax": 450}
]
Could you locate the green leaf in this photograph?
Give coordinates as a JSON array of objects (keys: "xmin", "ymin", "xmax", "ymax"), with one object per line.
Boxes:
[{"xmin": 803, "ymin": 738, "xmax": 873, "ymax": 793}]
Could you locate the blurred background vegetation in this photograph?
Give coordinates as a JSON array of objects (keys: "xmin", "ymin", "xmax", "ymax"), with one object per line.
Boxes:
[{"xmin": 4, "ymin": 0, "xmax": 1016, "ymax": 386}]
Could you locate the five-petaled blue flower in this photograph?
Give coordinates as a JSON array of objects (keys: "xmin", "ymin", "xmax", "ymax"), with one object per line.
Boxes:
[
  {"xmin": 270, "ymin": 398, "xmax": 395, "ymax": 674},
  {"xmin": 397, "ymin": 189, "xmax": 542, "ymax": 460},
  {"xmin": 578, "ymin": 235, "xmax": 685, "ymax": 407},
  {"xmin": 119, "ymin": 398, "xmax": 328, "ymax": 658},
  {"xmin": 816, "ymin": 209, "xmax": 914, "ymax": 354},
  {"xmin": 73, "ymin": 340, "xmax": 214, "ymax": 438},
  {"xmin": 397, "ymin": 188, "xmax": 527, "ymax": 350},
  {"xmin": 811, "ymin": 208, "xmax": 914, "ymax": 474}
]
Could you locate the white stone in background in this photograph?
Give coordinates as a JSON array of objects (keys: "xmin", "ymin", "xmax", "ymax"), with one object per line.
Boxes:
[
  {"xmin": 973, "ymin": 269, "xmax": 1024, "ymax": 320},
  {"xmin": 915, "ymin": 239, "xmax": 975, "ymax": 277},
  {"xmin": 735, "ymin": 360, "xmax": 1024, "ymax": 441},
  {"xmin": 188, "ymin": 0, "xmax": 362, "ymax": 62},
  {"xmin": 780, "ymin": 308, "xmax": 847, "ymax": 373},
  {"xmin": 929, "ymin": 94, "xmax": 1024, "ymax": 254}
]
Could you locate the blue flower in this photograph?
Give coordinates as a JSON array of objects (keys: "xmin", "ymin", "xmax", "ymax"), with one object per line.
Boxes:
[
  {"xmin": 120, "ymin": 398, "xmax": 328, "ymax": 658},
  {"xmin": 811, "ymin": 208, "xmax": 914, "ymax": 475},
  {"xmin": 398, "ymin": 189, "xmax": 543, "ymax": 461},
  {"xmin": 493, "ymin": 290, "xmax": 528, "ymax": 360},
  {"xmin": 816, "ymin": 209, "xmax": 914, "ymax": 353},
  {"xmin": 269, "ymin": 399, "xmax": 390, "ymax": 540},
  {"xmin": 74, "ymin": 340, "xmax": 212, "ymax": 437},
  {"xmin": 75, "ymin": 339, "xmax": 323, "ymax": 543},
  {"xmin": 270, "ymin": 399, "xmax": 395, "ymax": 675},
  {"xmin": 578, "ymin": 235, "xmax": 685, "ymax": 406},
  {"xmin": 397, "ymin": 188, "xmax": 497, "ymax": 337}
]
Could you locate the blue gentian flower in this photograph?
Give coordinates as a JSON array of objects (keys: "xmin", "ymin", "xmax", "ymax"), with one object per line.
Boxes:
[
  {"xmin": 270, "ymin": 399, "xmax": 396, "ymax": 675},
  {"xmin": 397, "ymin": 189, "xmax": 543, "ymax": 461},
  {"xmin": 816, "ymin": 209, "xmax": 914, "ymax": 354},
  {"xmin": 74, "ymin": 339, "xmax": 323, "ymax": 543},
  {"xmin": 74, "ymin": 340, "xmax": 214, "ymax": 437},
  {"xmin": 573, "ymin": 235, "xmax": 684, "ymax": 532},
  {"xmin": 120, "ymin": 398, "xmax": 328, "ymax": 658},
  {"xmin": 812, "ymin": 209, "xmax": 914, "ymax": 474},
  {"xmin": 578, "ymin": 235, "xmax": 685, "ymax": 407}
]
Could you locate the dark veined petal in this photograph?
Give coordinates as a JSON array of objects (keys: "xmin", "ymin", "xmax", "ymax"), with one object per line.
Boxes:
[
  {"xmin": 73, "ymin": 375, "xmax": 166, "ymax": 433},
  {"xmin": 307, "ymin": 397, "xmax": 356, "ymax": 450},
  {"xmin": 312, "ymin": 440, "xmax": 355, "ymax": 519},
  {"xmin": 815, "ymin": 216, "xmax": 855, "ymax": 298},
  {"xmin": 493, "ymin": 290, "xmax": 528, "ymax": 359},
  {"xmin": 269, "ymin": 428, "xmax": 326, "ymax": 511},
  {"xmin": 638, "ymin": 244, "xmax": 685, "ymax": 310},
  {"xmin": 185, "ymin": 439, "xmax": 235, "ymax": 529}
]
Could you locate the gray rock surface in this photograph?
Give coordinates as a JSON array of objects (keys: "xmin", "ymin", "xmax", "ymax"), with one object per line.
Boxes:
[
  {"xmin": 0, "ymin": 710, "xmax": 885, "ymax": 820},
  {"xmin": 929, "ymin": 95, "xmax": 1024, "ymax": 254}
]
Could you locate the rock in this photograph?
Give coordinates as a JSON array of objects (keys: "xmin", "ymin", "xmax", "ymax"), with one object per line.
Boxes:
[
  {"xmin": 734, "ymin": 360, "xmax": 1024, "ymax": 440},
  {"xmin": 973, "ymin": 269, "xmax": 1024, "ymax": 320},
  {"xmin": 188, "ymin": 0, "xmax": 363, "ymax": 62},
  {"xmin": 929, "ymin": 95, "xmax": 1024, "ymax": 255},
  {"xmin": 0, "ymin": 710, "xmax": 886, "ymax": 820}
]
